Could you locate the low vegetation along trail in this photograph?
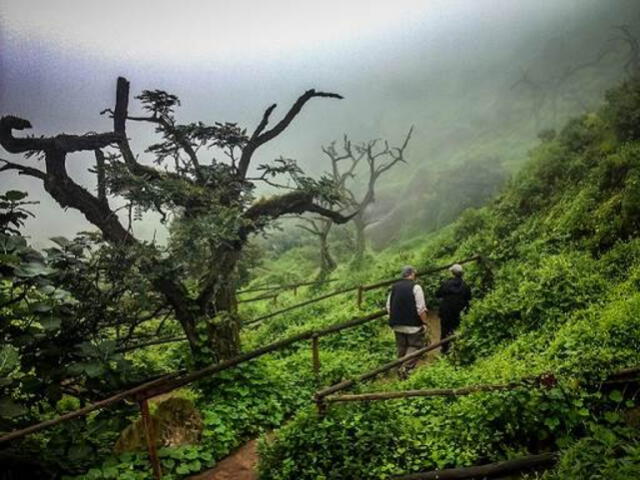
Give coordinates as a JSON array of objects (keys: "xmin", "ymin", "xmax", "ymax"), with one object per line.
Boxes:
[{"xmin": 189, "ymin": 311, "xmax": 443, "ymax": 479}]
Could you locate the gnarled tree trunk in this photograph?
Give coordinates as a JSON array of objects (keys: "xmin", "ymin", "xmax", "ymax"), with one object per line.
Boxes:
[
  {"xmin": 0, "ymin": 78, "xmax": 354, "ymax": 367},
  {"xmin": 353, "ymin": 214, "xmax": 367, "ymax": 265},
  {"xmin": 198, "ymin": 247, "xmax": 243, "ymax": 361},
  {"xmin": 319, "ymin": 227, "xmax": 337, "ymax": 278}
]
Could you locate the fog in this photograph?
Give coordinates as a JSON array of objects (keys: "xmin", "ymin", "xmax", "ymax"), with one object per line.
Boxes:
[{"xmin": 1, "ymin": 0, "xmax": 639, "ymax": 247}]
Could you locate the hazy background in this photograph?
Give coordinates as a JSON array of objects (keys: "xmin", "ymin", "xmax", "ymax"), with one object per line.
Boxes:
[{"xmin": 1, "ymin": 0, "xmax": 639, "ymax": 247}]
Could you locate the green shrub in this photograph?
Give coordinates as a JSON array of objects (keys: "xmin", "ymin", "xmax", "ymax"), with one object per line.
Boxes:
[
  {"xmin": 545, "ymin": 426, "xmax": 640, "ymax": 479},
  {"xmin": 456, "ymin": 252, "xmax": 607, "ymax": 362},
  {"xmin": 605, "ymin": 77, "xmax": 640, "ymax": 143},
  {"xmin": 258, "ymin": 404, "xmax": 415, "ymax": 480}
]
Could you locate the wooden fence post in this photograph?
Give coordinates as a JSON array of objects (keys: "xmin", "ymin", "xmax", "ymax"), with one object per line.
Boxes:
[
  {"xmin": 311, "ymin": 334, "xmax": 321, "ymax": 386},
  {"xmin": 314, "ymin": 394, "xmax": 328, "ymax": 416},
  {"xmin": 357, "ymin": 286, "xmax": 364, "ymax": 308},
  {"xmin": 138, "ymin": 397, "xmax": 162, "ymax": 480}
]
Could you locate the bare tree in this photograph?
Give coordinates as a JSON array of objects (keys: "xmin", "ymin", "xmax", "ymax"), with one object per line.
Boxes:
[
  {"xmin": 512, "ymin": 45, "xmax": 612, "ymax": 127},
  {"xmin": 612, "ymin": 24, "xmax": 640, "ymax": 77},
  {"xmin": 511, "ymin": 68, "xmax": 548, "ymax": 129},
  {"xmin": 0, "ymin": 77, "xmax": 353, "ymax": 362},
  {"xmin": 314, "ymin": 129, "xmax": 414, "ymax": 264},
  {"xmin": 296, "ymin": 136, "xmax": 365, "ymax": 276},
  {"xmin": 297, "ymin": 217, "xmax": 337, "ymax": 277},
  {"xmin": 351, "ymin": 129, "xmax": 413, "ymax": 262}
]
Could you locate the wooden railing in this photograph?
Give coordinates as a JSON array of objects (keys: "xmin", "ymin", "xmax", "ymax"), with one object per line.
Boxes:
[
  {"xmin": 237, "ymin": 292, "xmax": 280, "ymax": 304},
  {"xmin": 393, "ymin": 452, "xmax": 558, "ymax": 480},
  {"xmin": 236, "ymin": 278, "xmax": 337, "ymax": 295},
  {"xmin": 114, "ymin": 256, "xmax": 485, "ymax": 353},
  {"xmin": 0, "ymin": 255, "xmax": 488, "ymax": 479},
  {"xmin": 0, "ymin": 309, "xmax": 388, "ymax": 479},
  {"xmin": 322, "ymin": 373, "xmax": 558, "ymax": 405},
  {"xmin": 247, "ymin": 255, "xmax": 484, "ymax": 325},
  {"xmin": 314, "ymin": 335, "xmax": 458, "ymax": 413},
  {"xmin": 356, "ymin": 255, "xmax": 482, "ymax": 307},
  {"xmin": 244, "ymin": 285, "xmax": 361, "ymax": 326}
]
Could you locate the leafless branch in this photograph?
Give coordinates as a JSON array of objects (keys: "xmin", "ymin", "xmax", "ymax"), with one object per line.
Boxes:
[
  {"xmin": 238, "ymin": 89, "xmax": 343, "ymax": 178},
  {"xmin": 0, "ymin": 158, "xmax": 46, "ymax": 179},
  {"xmin": 109, "ymin": 77, "xmax": 191, "ymax": 183},
  {"xmin": 0, "ymin": 116, "xmax": 119, "ymax": 154},
  {"xmin": 241, "ymin": 190, "xmax": 356, "ymax": 239}
]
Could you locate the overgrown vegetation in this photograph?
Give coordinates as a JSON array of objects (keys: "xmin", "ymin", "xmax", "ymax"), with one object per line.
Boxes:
[
  {"xmin": 256, "ymin": 76, "xmax": 640, "ymax": 478},
  {"xmin": 3, "ymin": 52, "xmax": 640, "ymax": 480}
]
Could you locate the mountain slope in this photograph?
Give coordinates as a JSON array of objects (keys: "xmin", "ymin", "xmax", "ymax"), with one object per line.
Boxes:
[{"xmin": 256, "ymin": 76, "xmax": 640, "ymax": 479}]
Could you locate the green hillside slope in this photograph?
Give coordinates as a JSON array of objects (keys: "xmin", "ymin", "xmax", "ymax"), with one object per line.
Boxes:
[
  {"xmin": 60, "ymin": 76, "xmax": 640, "ymax": 480},
  {"xmin": 256, "ymin": 77, "xmax": 640, "ymax": 479}
]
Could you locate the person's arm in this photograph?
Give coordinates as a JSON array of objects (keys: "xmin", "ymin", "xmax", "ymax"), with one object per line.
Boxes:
[
  {"xmin": 463, "ymin": 283, "xmax": 472, "ymax": 312},
  {"xmin": 386, "ymin": 291, "xmax": 391, "ymax": 314},
  {"xmin": 413, "ymin": 285, "xmax": 428, "ymax": 325}
]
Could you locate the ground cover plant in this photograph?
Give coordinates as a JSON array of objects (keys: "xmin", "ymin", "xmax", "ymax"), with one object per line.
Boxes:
[
  {"xmin": 256, "ymin": 77, "xmax": 640, "ymax": 479},
  {"xmin": 3, "ymin": 58, "xmax": 640, "ymax": 480}
]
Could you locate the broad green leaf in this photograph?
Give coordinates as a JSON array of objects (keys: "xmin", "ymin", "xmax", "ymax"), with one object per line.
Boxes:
[
  {"xmin": 0, "ymin": 396, "xmax": 27, "ymax": 418},
  {"xmin": 30, "ymin": 301, "xmax": 53, "ymax": 313},
  {"xmin": 84, "ymin": 362, "xmax": 105, "ymax": 378},
  {"xmin": 603, "ymin": 411, "xmax": 620, "ymax": 423},
  {"xmin": 14, "ymin": 262, "xmax": 53, "ymax": 278},
  {"xmin": 4, "ymin": 190, "xmax": 28, "ymax": 201},
  {"xmin": 49, "ymin": 236, "xmax": 71, "ymax": 248},
  {"xmin": 609, "ymin": 390, "xmax": 624, "ymax": 403},
  {"xmin": 0, "ymin": 345, "xmax": 20, "ymax": 375},
  {"xmin": 40, "ymin": 316, "xmax": 62, "ymax": 331}
]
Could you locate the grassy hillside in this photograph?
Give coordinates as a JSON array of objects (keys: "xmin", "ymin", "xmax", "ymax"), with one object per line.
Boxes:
[
  {"xmin": 254, "ymin": 77, "xmax": 640, "ymax": 479},
  {"xmin": 62, "ymin": 77, "xmax": 640, "ymax": 480}
]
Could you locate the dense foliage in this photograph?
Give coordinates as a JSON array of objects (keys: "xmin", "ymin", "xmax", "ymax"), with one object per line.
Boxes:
[
  {"xmin": 3, "ymin": 76, "xmax": 640, "ymax": 480},
  {"xmin": 256, "ymin": 77, "xmax": 640, "ymax": 478}
]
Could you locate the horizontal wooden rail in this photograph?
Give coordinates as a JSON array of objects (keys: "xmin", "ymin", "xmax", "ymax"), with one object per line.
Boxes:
[
  {"xmin": 244, "ymin": 286, "xmax": 360, "ymax": 326},
  {"xmin": 360, "ymin": 255, "xmax": 482, "ymax": 292},
  {"xmin": 243, "ymin": 257, "xmax": 482, "ymax": 325},
  {"xmin": 603, "ymin": 365, "xmax": 640, "ymax": 384},
  {"xmin": 237, "ymin": 292, "xmax": 279, "ymax": 304},
  {"xmin": 393, "ymin": 452, "xmax": 557, "ymax": 479},
  {"xmin": 79, "ymin": 258, "xmax": 485, "ymax": 357},
  {"xmin": 116, "ymin": 336, "xmax": 187, "ymax": 353},
  {"xmin": 325, "ymin": 381, "xmax": 525, "ymax": 403},
  {"xmin": 143, "ymin": 310, "xmax": 387, "ymax": 398},
  {"xmin": 315, "ymin": 335, "xmax": 458, "ymax": 400},
  {"xmin": 0, "ymin": 371, "xmax": 183, "ymax": 445},
  {"xmin": 0, "ymin": 310, "xmax": 386, "ymax": 444},
  {"xmin": 237, "ymin": 278, "xmax": 337, "ymax": 295}
]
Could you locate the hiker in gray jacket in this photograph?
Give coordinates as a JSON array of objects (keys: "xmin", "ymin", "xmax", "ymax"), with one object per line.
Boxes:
[{"xmin": 386, "ymin": 265, "xmax": 428, "ymax": 379}]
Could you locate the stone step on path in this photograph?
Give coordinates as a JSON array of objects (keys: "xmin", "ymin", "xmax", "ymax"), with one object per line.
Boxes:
[{"xmin": 188, "ymin": 439, "xmax": 258, "ymax": 480}]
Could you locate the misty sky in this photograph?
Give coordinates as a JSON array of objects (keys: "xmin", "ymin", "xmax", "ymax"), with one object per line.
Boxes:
[{"xmin": 0, "ymin": 0, "xmax": 633, "ymax": 245}]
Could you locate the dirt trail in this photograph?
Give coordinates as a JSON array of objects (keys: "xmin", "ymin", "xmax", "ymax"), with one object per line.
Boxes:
[
  {"xmin": 189, "ymin": 312, "xmax": 443, "ymax": 479},
  {"xmin": 425, "ymin": 310, "xmax": 443, "ymax": 358},
  {"xmin": 188, "ymin": 440, "xmax": 258, "ymax": 480}
]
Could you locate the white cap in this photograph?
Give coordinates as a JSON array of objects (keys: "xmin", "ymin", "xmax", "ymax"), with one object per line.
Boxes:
[{"xmin": 450, "ymin": 264, "xmax": 463, "ymax": 276}]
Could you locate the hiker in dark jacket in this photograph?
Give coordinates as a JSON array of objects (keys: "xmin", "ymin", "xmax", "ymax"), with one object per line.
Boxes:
[
  {"xmin": 436, "ymin": 263, "xmax": 471, "ymax": 353},
  {"xmin": 386, "ymin": 265, "xmax": 429, "ymax": 379}
]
